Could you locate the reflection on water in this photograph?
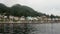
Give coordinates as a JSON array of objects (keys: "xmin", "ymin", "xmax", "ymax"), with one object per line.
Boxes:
[
  {"xmin": 30, "ymin": 23, "xmax": 60, "ymax": 34},
  {"xmin": 0, "ymin": 23, "xmax": 60, "ymax": 34}
]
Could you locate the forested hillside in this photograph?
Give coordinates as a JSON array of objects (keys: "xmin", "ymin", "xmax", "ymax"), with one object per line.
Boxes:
[{"xmin": 0, "ymin": 3, "xmax": 59, "ymax": 18}]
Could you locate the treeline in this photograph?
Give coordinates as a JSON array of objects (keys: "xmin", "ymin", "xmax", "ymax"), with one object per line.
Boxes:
[
  {"xmin": 0, "ymin": 3, "xmax": 42, "ymax": 17},
  {"xmin": 0, "ymin": 3, "xmax": 60, "ymax": 18}
]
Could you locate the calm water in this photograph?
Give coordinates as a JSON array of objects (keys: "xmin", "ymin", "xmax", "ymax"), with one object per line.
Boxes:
[
  {"xmin": 0, "ymin": 23, "xmax": 60, "ymax": 34},
  {"xmin": 30, "ymin": 23, "xmax": 60, "ymax": 34}
]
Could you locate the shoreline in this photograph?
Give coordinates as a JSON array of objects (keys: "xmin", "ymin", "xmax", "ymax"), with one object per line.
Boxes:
[
  {"xmin": 0, "ymin": 20, "xmax": 60, "ymax": 24},
  {"xmin": 0, "ymin": 22, "xmax": 60, "ymax": 24}
]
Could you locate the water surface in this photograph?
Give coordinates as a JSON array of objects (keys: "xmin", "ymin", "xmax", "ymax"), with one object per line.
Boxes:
[{"xmin": 30, "ymin": 23, "xmax": 60, "ymax": 34}]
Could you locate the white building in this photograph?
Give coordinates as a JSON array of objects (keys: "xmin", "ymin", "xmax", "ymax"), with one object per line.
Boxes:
[
  {"xmin": 26, "ymin": 16, "xmax": 33, "ymax": 20},
  {"xmin": 9, "ymin": 15, "xmax": 14, "ymax": 20},
  {"xmin": 26, "ymin": 16, "xmax": 38, "ymax": 20},
  {"xmin": 13, "ymin": 16, "xmax": 19, "ymax": 21},
  {"xmin": 3, "ymin": 16, "xmax": 7, "ymax": 19},
  {"xmin": 19, "ymin": 16, "xmax": 25, "ymax": 20},
  {"xmin": 37, "ymin": 16, "xmax": 42, "ymax": 20},
  {"xmin": 32, "ymin": 17, "xmax": 38, "ymax": 20}
]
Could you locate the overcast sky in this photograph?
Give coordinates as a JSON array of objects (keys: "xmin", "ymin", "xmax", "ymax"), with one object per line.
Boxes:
[{"xmin": 0, "ymin": 0, "xmax": 60, "ymax": 16}]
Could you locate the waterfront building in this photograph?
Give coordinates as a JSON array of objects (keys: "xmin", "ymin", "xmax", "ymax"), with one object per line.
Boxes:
[
  {"xmin": 13, "ymin": 16, "xmax": 19, "ymax": 21},
  {"xmin": 32, "ymin": 17, "xmax": 38, "ymax": 20},
  {"xmin": 26, "ymin": 16, "xmax": 33, "ymax": 20},
  {"xmin": 41, "ymin": 16, "xmax": 48, "ymax": 21},
  {"xmin": 19, "ymin": 16, "xmax": 25, "ymax": 20},
  {"xmin": 9, "ymin": 15, "xmax": 14, "ymax": 21},
  {"xmin": 37, "ymin": 16, "xmax": 42, "ymax": 21}
]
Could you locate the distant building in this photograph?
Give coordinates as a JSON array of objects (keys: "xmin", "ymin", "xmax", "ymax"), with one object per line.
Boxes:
[
  {"xmin": 9, "ymin": 15, "xmax": 14, "ymax": 21},
  {"xmin": 54, "ymin": 18, "xmax": 59, "ymax": 20},
  {"xmin": 19, "ymin": 16, "xmax": 25, "ymax": 20},
  {"xmin": 48, "ymin": 18, "xmax": 51, "ymax": 20},
  {"xmin": 32, "ymin": 17, "xmax": 38, "ymax": 20},
  {"xmin": 37, "ymin": 16, "xmax": 42, "ymax": 20},
  {"xmin": 26, "ymin": 16, "xmax": 33, "ymax": 20},
  {"xmin": 13, "ymin": 16, "xmax": 19, "ymax": 21},
  {"xmin": 3, "ymin": 16, "xmax": 7, "ymax": 19},
  {"xmin": 41, "ymin": 16, "xmax": 48, "ymax": 21}
]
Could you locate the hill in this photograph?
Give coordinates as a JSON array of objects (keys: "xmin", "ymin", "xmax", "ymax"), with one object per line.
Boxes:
[
  {"xmin": 10, "ymin": 4, "xmax": 45, "ymax": 17},
  {"xmin": 0, "ymin": 3, "xmax": 60, "ymax": 18}
]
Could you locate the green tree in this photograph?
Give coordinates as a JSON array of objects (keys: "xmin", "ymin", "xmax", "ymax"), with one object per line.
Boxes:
[{"xmin": 50, "ymin": 14, "xmax": 55, "ymax": 21}]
